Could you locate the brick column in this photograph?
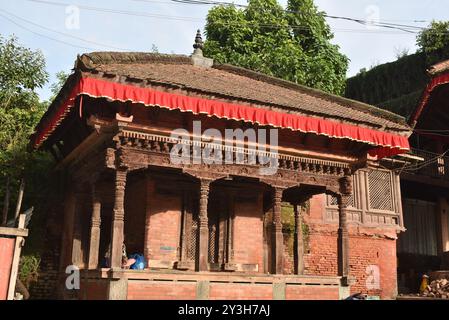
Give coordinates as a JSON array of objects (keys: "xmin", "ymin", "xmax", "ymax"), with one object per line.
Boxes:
[
  {"xmin": 294, "ymin": 204, "xmax": 304, "ymax": 275},
  {"xmin": 88, "ymin": 183, "xmax": 101, "ymax": 269},
  {"xmin": 197, "ymin": 179, "xmax": 210, "ymax": 271},
  {"xmin": 271, "ymin": 187, "xmax": 284, "ymax": 274},
  {"xmin": 337, "ymin": 176, "xmax": 352, "ymax": 281},
  {"xmin": 110, "ymin": 169, "xmax": 127, "ymax": 269}
]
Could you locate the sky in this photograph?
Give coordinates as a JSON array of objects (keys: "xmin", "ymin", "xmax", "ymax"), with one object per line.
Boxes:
[{"xmin": 1, "ymin": 0, "xmax": 449, "ymax": 101}]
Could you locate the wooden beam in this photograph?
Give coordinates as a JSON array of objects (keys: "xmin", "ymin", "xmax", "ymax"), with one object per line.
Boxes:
[{"xmin": 0, "ymin": 227, "xmax": 28, "ymax": 237}]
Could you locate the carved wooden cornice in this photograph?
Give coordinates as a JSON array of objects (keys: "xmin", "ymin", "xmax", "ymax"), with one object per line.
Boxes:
[{"xmin": 104, "ymin": 130, "xmax": 356, "ymax": 194}]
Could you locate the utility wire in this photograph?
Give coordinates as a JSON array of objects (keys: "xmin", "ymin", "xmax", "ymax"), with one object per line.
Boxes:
[
  {"xmin": 23, "ymin": 0, "xmax": 442, "ymax": 35},
  {"xmin": 0, "ymin": 12, "xmax": 95, "ymax": 51},
  {"xmin": 165, "ymin": 0, "xmax": 428, "ymax": 33},
  {"xmin": 0, "ymin": 9, "xmax": 131, "ymax": 51}
]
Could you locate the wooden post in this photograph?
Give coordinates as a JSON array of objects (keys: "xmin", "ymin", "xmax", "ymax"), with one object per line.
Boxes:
[
  {"xmin": 143, "ymin": 172, "xmax": 152, "ymax": 267},
  {"xmin": 179, "ymin": 191, "xmax": 189, "ymax": 266},
  {"xmin": 110, "ymin": 169, "xmax": 127, "ymax": 269},
  {"xmin": 59, "ymin": 187, "xmax": 76, "ymax": 273},
  {"xmin": 337, "ymin": 175, "xmax": 352, "ymax": 282},
  {"xmin": 87, "ymin": 184, "xmax": 101, "ymax": 269},
  {"xmin": 71, "ymin": 190, "xmax": 84, "ymax": 268},
  {"xmin": 197, "ymin": 179, "xmax": 210, "ymax": 271},
  {"xmin": 294, "ymin": 204, "xmax": 304, "ymax": 275},
  {"xmin": 223, "ymin": 191, "xmax": 236, "ymax": 271},
  {"xmin": 337, "ymin": 194, "xmax": 350, "ymax": 278},
  {"xmin": 7, "ymin": 214, "xmax": 26, "ymax": 300},
  {"xmin": 271, "ymin": 187, "xmax": 284, "ymax": 274},
  {"xmin": 14, "ymin": 178, "xmax": 25, "ymax": 220}
]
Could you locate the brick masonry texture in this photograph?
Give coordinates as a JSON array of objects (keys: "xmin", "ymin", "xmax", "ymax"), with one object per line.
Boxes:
[
  {"xmin": 302, "ymin": 195, "xmax": 399, "ymax": 299},
  {"xmin": 285, "ymin": 285, "xmax": 339, "ymax": 300},
  {"xmin": 209, "ymin": 283, "xmax": 273, "ymax": 300},
  {"xmin": 127, "ymin": 280, "xmax": 196, "ymax": 300},
  {"xmin": 32, "ymin": 186, "xmax": 399, "ymax": 300}
]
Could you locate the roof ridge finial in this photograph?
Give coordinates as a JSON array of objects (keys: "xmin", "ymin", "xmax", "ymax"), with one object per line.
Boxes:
[
  {"xmin": 193, "ymin": 29, "xmax": 204, "ymax": 55},
  {"xmin": 191, "ymin": 29, "xmax": 213, "ymax": 67}
]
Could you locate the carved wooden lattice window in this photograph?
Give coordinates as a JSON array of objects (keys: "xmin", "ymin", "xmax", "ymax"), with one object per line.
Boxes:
[
  {"xmin": 187, "ymin": 217, "xmax": 198, "ymax": 261},
  {"xmin": 329, "ymin": 194, "xmax": 354, "ymax": 207},
  {"xmin": 328, "ymin": 176, "xmax": 355, "ymax": 207},
  {"xmin": 367, "ymin": 170, "xmax": 394, "ymax": 211},
  {"xmin": 208, "ymin": 209, "xmax": 221, "ymax": 264}
]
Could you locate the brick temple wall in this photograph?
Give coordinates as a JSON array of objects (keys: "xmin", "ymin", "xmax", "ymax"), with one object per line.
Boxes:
[
  {"xmin": 126, "ymin": 278, "xmax": 341, "ymax": 300},
  {"xmin": 233, "ymin": 197, "xmax": 264, "ymax": 272},
  {"xmin": 302, "ymin": 194, "xmax": 399, "ymax": 299},
  {"xmin": 146, "ymin": 190, "xmax": 183, "ymax": 266},
  {"xmin": 128, "ymin": 280, "xmax": 197, "ymax": 300}
]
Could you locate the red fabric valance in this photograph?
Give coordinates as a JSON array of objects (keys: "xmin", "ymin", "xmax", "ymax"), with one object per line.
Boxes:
[{"xmin": 34, "ymin": 76, "xmax": 410, "ymax": 158}]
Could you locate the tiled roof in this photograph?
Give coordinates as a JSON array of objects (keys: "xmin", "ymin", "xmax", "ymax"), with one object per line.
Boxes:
[
  {"xmin": 74, "ymin": 52, "xmax": 410, "ymax": 133},
  {"xmin": 428, "ymin": 59, "xmax": 449, "ymax": 76}
]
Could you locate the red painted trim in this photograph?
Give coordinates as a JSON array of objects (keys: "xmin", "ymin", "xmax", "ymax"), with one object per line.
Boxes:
[
  {"xmin": 34, "ymin": 77, "xmax": 410, "ymax": 158},
  {"xmin": 411, "ymin": 73, "xmax": 449, "ymax": 125}
]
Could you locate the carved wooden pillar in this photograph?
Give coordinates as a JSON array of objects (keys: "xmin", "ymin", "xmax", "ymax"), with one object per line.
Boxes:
[
  {"xmin": 59, "ymin": 185, "xmax": 76, "ymax": 272},
  {"xmin": 271, "ymin": 187, "xmax": 284, "ymax": 274},
  {"xmin": 177, "ymin": 190, "xmax": 194, "ymax": 270},
  {"xmin": 143, "ymin": 172, "xmax": 153, "ymax": 267},
  {"xmin": 337, "ymin": 176, "xmax": 352, "ymax": 281},
  {"xmin": 72, "ymin": 187, "xmax": 86, "ymax": 268},
  {"xmin": 110, "ymin": 169, "xmax": 127, "ymax": 269},
  {"xmin": 88, "ymin": 183, "xmax": 101, "ymax": 269},
  {"xmin": 197, "ymin": 179, "xmax": 210, "ymax": 271},
  {"xmin": 293, "ymin": 204, "xmax": 305, "ymax": 275},
  {"xmin": 223, "ymin": 191, "xmax": 236, "ymax": 271}
]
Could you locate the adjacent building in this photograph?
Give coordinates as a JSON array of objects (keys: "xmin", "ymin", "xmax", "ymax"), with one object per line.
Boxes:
[{"xmin": 346, "ymin": 55, "xmax": 449, "ymax": 293}]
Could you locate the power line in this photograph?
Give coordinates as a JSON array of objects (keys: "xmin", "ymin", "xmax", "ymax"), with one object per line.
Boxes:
[
  {"xmin": 22, "ymin": 0, "xmax": 426, "ymax": 36},
  {"xmin": 0, "ymin": 12, "xmax": 96, "ymax": 51},
  {"xmin": 0, "ymin": 9, "xmax": 131, "ymax": 51},
  {"xmin": 164, "ymin": 0, "xmax": 428, "ymax": 33},
  {"xmin": 132, "ymin": 0, "xmax": 435, "ymax": 24}
]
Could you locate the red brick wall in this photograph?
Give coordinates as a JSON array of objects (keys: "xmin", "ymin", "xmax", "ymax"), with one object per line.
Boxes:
[
  {"xmin": 127, "ymin": 280, "xmax": 196, "ymax": 300},
  {"xmin": 146, "ymin": 192, "xmax": 182, "ymax": 263},
  {"xmin": 126, "ymin": 279, "xmax": 341, "ymax": 300},
  {"xmin": 0, "ymin": 237, "xmax": 15, "ymax": 300},
  {"xmin": 304, "ymin": 195, "xmax": 399, "ymax": 299},
  {"xmin": 209, "ymin": 283, "xmax": 272, "ymax": 300},
  {"xmin": 233, "ymin": 196, "xmax": 264, "ymax": 271},
  {"xmin": 285, "ymin": 285, "xmax": 339, "ymax": 300}
]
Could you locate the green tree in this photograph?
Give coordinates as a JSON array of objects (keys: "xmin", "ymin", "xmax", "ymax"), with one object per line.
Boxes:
[
  {"xmin": 203, "ymin": 0, "xmax": 349, "ymax": 95},
  {"xmin": 417, "ymin": 21, "xmax": 449, "ymax": 65},
  {"xmin": 0, "ymin": 35, "xmax": 51, "ymax": 225},
  {"xmin": 49, "ymin": 71, "xmax": 69, "ymax": 102}
]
